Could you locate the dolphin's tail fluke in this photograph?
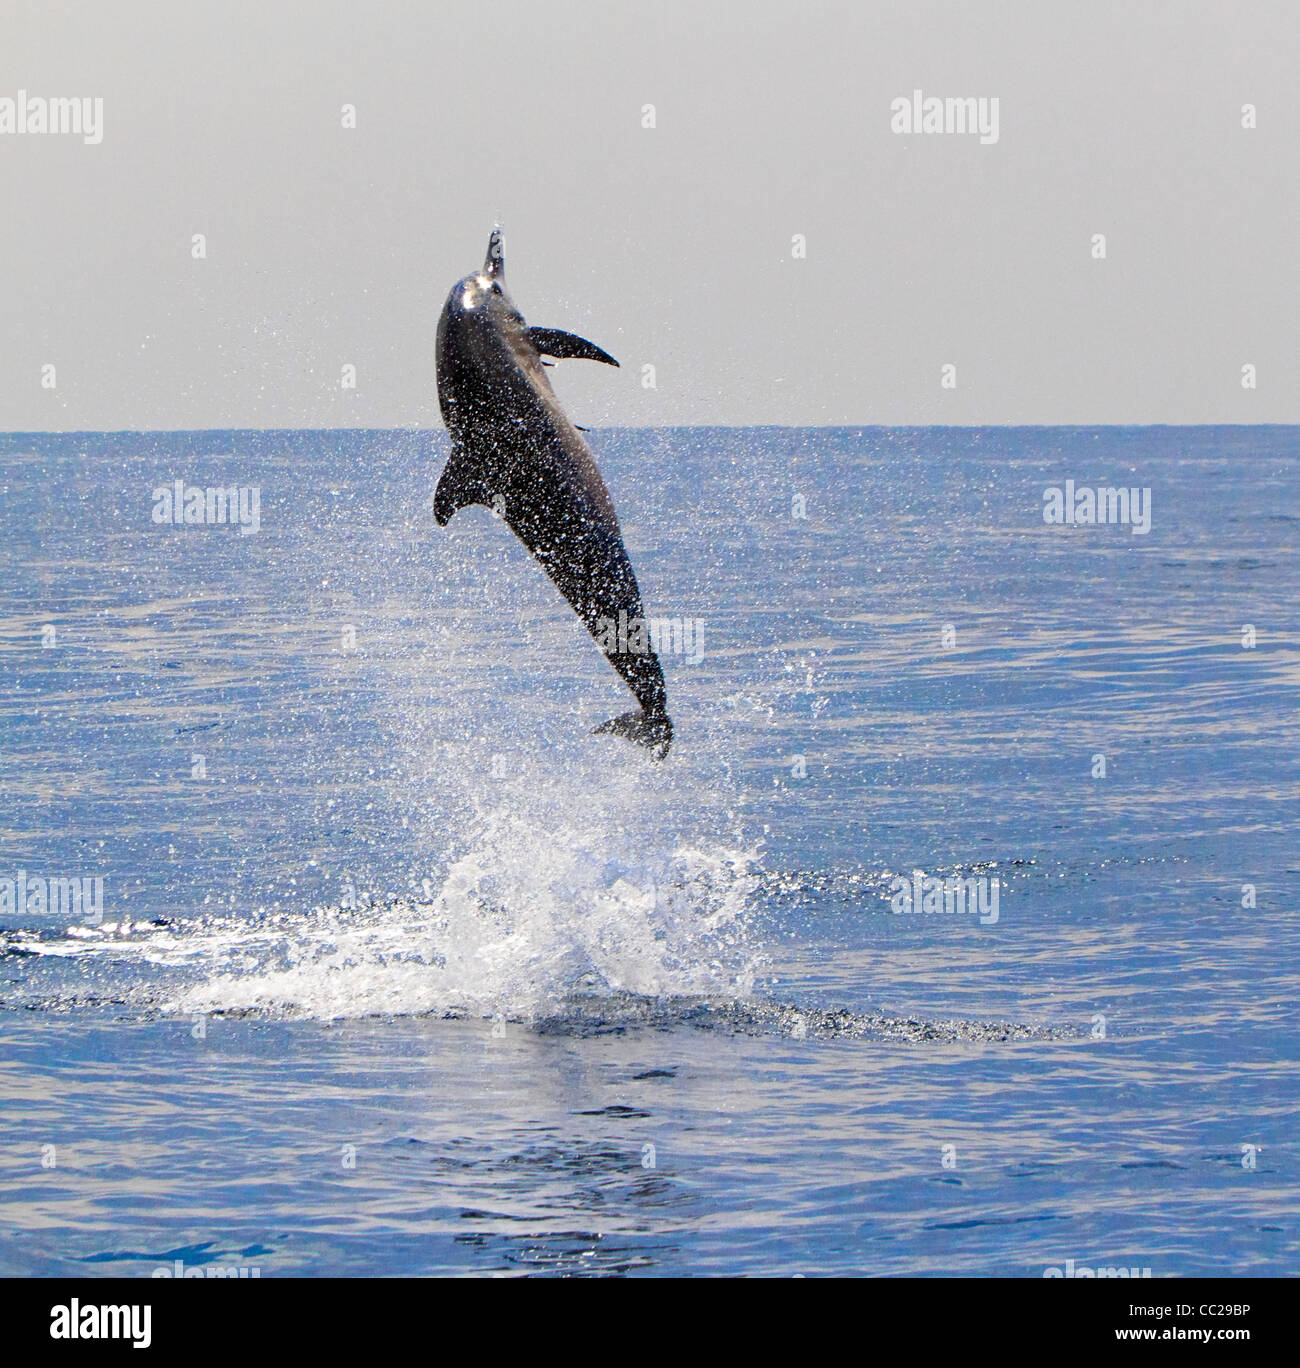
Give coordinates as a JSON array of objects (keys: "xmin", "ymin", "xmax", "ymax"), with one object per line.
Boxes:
[{"xmin": 594, "ymin": 709, "xmax": 673, "ymax": 761}]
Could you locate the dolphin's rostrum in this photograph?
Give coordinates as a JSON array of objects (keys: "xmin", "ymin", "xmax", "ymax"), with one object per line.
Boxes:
[{"xmin": 434, "ymin": 228, "xmax": 673, "ymax": 758}]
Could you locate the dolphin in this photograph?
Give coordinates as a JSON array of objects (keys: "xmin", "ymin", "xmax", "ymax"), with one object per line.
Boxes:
[{"xmin": 433, "ymin": 227, "xmax": 673, "ymax": 759}]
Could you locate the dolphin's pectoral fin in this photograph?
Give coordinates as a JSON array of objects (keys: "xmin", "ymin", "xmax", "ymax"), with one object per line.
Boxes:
[
  {"xmin": 433, "ymin": 447, "xmax": 487, "ymax": 526},
  {"xmin": 527, "ymin": 328, "xmax": 619, "ymax": 367}
]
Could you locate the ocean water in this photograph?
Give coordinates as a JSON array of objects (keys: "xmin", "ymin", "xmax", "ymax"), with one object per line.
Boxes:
[{"xmin": 0, "ymin": 425, "xmax": 1296, "ymax": 1277}]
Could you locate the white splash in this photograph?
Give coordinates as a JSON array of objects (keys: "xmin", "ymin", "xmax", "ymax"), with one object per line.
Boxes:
[{"xmin": 170, "ymin": 753, "xmax": 760, "ymax": 1022}]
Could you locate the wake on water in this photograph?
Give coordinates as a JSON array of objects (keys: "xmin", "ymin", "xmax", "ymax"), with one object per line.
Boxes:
[
  {"xmin": 175, "ymin": 796, "xmax": 761, "ymax": 1023},
  {"xmin": 3, "ymin": 744, "xmax": 766, "ymax": 1027},
  {"xmin": 1, "ymin": 740, "xmax": 1069, "ymax": 1041}
]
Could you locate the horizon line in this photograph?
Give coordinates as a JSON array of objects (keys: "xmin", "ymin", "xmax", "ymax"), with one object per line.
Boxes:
[{"xmin": 3, "ymin": 421, "xmax": 1300, "ymax": 438}]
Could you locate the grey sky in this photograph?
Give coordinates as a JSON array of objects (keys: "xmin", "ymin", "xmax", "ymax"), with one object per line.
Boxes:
[{"xmin": 2, "ymin": 0, "xmax": 1297, "ymax": 429}]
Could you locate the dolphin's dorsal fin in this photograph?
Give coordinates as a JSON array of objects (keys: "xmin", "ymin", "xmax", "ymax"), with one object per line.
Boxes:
[
  {"xmin": 527, "ymin": 327, "xmax": 619, "ymax": 367},
  {"xmin": 484, "ymin": 225, "xmax": 505, "ymax": 280}
]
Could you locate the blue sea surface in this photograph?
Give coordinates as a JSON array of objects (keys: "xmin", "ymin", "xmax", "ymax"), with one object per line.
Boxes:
[{"xmin": 0, "ymin": 425, "xmax": 1296, "ymax": 1276}]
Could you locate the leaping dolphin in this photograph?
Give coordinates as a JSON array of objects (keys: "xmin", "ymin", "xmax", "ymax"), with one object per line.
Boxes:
[{"xmin": 433, "ymin": 227, "xmax": 674, "ymax": 759}]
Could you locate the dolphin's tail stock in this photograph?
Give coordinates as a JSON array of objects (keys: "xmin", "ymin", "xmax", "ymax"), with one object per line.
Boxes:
[{"xmin": 594, "ymin": 709, "xmax": 674, "ymax": 761}]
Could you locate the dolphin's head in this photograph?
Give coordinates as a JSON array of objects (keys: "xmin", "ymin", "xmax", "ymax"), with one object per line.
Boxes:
[
  {"xmin": 447, "ymin": 225, "xmax": 520, "ymax": 322},
  {"xmin": 436, "ymin": 227, "xmax": 532, "ymax": 430}
]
